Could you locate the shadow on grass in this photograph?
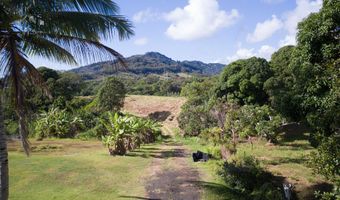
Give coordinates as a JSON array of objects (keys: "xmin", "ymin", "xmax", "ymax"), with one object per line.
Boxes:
[
  {"xmin": 278, "ymin": 122, "xmax": 310, "ymax": 142},
  {"xmin": 148, "ymin": 111, "xmax": 171, "ymax": 122},
  {"xmin": 189, "ymin": 181, "xmax": 247, "ymax": 200},
  {"xmin": 264, "ymin": 157, "xmax": 308, "ymax": 165},
  {"xmin": 119, "ymin": 195, "xmax": 160, "ymax": 200},
  {"xmin": 297, "ymin": 182, "xmax": 334, "ymax": 200},
  {"xmin": 126, "ymin": 148, "xmax": 186, "ymax": 159}
]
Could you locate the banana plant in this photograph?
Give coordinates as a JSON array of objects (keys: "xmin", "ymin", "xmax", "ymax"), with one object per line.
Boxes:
[{"xmin": 101, "ymin": 112, "xmax": 162, "ymax": 155}]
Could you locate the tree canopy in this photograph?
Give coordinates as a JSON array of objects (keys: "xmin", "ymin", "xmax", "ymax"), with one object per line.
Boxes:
[{"xmin": 216, "ymin": 57, "xmax": 272, "ymax": 105}]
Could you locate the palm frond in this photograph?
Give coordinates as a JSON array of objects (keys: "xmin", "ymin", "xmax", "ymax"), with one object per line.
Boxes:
[
  {"xmin": 39, "ymin": 11, "xmax": 134, "ymax": 40},
  {"xmin": 60, "ymin": 0, "xmax": 119, "ymax": 14},
  {"xmin": 35, "ymin": 32, "xmax": 127, "ymax": 67},
  {"xmin": 21, "ymin": 32, "xmax": 77, "ymax": 65}
]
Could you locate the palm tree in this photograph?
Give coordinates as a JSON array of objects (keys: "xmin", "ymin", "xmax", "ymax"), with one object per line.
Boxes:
[{"xmin": 0, "ymin": 0, "xmax": 133, "ymax": 199}]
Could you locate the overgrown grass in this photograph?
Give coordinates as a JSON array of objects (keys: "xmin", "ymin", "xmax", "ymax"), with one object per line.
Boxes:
[
  {"xmin": 9, "ymin": 139, "xmax": 160, "ymax": 200},
  {"xmin": 174, "ymin": 135, "xmax": 247, "ymax": 200},
  {"xmin": 175, "ymin": 133, "xmax": 328, "ymax": 200}
]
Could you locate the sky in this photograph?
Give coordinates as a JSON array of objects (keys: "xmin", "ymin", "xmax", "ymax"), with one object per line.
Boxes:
[{"xmin": 30, "ymin": 0, "xmax": 323, "ymax": 70}]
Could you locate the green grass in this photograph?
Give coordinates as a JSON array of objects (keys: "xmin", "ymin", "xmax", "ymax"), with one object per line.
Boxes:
[
  {"xmin": 174, "ymin": 136, "xmax": 247, "ymax": 200},
  {"xmin": 9, "ymin": 139, "xmax": 160, "ymax": 200},
  {"xmin": 175, "ymin": 133, "xmax": 327, "ymax": 200}
]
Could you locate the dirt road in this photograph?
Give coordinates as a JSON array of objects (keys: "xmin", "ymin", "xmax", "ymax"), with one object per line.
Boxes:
[{"xmin": 124, "ymin": 95, "xmax": 202, "ymax": 199}]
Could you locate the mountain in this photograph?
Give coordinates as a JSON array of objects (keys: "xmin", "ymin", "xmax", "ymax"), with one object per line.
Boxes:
[{"xmin": 71, "ymin": 52, "xmax": 225, "ymax": 80}]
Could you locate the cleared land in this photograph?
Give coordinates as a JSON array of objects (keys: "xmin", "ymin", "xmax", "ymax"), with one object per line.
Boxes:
[
  {"xmin": 9, "ymin": 95, "xmax": 327, "ymax": 200},
  {"xmin": 123, "ymin": 95, "xmax": 186, "ymax": 135}
]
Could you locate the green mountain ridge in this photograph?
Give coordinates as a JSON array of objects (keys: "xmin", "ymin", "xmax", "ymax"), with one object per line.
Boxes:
[{"xmin": 70, "ymin": 52, "xmax": 225, "ymax": 80}]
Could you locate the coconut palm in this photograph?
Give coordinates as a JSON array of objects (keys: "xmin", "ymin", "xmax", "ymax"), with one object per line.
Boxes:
[{"xmin": 0, "ymin": 0, "xmax": 133, "ymax": 198}]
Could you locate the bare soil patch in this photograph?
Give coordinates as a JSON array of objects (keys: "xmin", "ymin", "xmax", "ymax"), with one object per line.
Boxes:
[
  {"xmin": 144, "ymin": 140, "xmax": 201, "ymax": 200},
  {"xmin": 123, "ymin": 95, "xmax": 186, "ymax": 135}
]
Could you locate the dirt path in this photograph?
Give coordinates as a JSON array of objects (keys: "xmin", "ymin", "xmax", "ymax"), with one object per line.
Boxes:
[
  {"xmin": 144, "ymin": 140, "xmax": 201, "ymax": 200},
  {"xmin": 124, "ymin": 95, "xmax": 202, "ymax": 199}
]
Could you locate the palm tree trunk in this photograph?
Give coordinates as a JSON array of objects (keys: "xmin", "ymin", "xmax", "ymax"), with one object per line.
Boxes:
[{"xmin": 0, "ymin": 96, "xmax": 9, "ymax": 200}]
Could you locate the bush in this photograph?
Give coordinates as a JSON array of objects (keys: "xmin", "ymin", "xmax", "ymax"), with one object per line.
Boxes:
[
  {"xmin": 101, "ymin": 113, "xmax": 161, "ymax": 155},
  {"xmin": 34, "ymin": 107, "xmax": 84, "ymax": 139},
  {"xmin": 200, "ymin": 127, "xmax": 224, "ymax": 145},
  {"xmin": 218, "ymin": 154, "xmax": 283, "ymax": 199},
  {"xmin": 75, "ymin": 129, "xmax": 97, "ymax": 140},
  {"xmin": 234, "ymin": 105, "xmax": 284, "ymax": 143},
  {"xmin": 178, "ymin": 105, "xmax": 216, "ymax": 136},
  {"xmin": 206, "ymin": 146, "xmax": 222, "ymax": 159},
  {"xmin": 5, "ymin": 119, "xmax": 18, "ymax": 135},
  {"xmin": 309, "ymin": 135, "xmax": 340, "ymax": 199}
]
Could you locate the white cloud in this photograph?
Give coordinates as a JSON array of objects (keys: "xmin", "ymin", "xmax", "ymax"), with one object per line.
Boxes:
[
  {"xmin": 133, "ymin": 9, "xmax": 161, "ymax": 23},
  {"xmin": 134, "ymin": 37, "xmax": 149, "ymax": 46},
  {"xmin": 279, "ymin": 0, "xmax": 322, "ymax": 46},
  {"xmin": 247, "ymin": 15, "xmax": 283, "ymax": 43},
  {"xmin": 278, "ymin": 34, "xmax": 296, "ymax": 47},
  {"xmin": 227, "ymin": 45, "xmax": 275, "ymax": 63},
  {"xmin": 258, "ymin": 45, "xmax": 276, "ymax": 59},
  {"xmin": 227, "ymin": 48, "xmax": 256, "ymax": 63},
  {"xmin": 164, "ymin": 0, "xmax": 239, "ymax": 41}
]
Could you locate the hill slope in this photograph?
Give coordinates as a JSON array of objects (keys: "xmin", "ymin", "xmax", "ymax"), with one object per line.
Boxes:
[
  {"xmin": 71, "ymin": 52, "xmax": 225, "ymax": 80},
  {"xmin": 123, "ymin": 95, "xmax": 186, "ymax": 135}
]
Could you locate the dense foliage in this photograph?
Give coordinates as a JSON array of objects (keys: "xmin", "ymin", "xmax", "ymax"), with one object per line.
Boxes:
[
  {"xmin": 101, "ymin": 113, "xmax": 161, "ymax": 155},
  {"xmin": 178, "ymin": 77, "xmax": 218, "ymax": 136},
  {"xmin": 34, "ymin": 107, "xmax": 84, "ymax": 139},
  {"xmin": 219, "ymin": 155, "xmax": 283, "ymax": 200},
  {"xmin": 216, "ymin": 57, "xmax": 272, "ymax": 105},
  {"xmin": 97, "ymin": 77, "xmax": 126, "ymax": 112}
]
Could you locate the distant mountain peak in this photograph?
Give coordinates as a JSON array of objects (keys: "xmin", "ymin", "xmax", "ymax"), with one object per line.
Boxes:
[
  {"xmin": 144, "ymin": 52, "xmax": 171, "ymax": 60},
  {"xmin": 71, "ymin": 52, "xmax": 225, "ymax": 80}
]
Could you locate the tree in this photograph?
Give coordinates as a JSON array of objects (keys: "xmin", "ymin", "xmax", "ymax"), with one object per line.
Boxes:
[
  {"xmin": 264, "ymin": 46, "xmax": 303, "ymax": 120},
  {"xmin": 98, "ymin": 77, "xmax": 126, "ymax": 112},
  {"xmin": 289, "ymin": 0, "xmax": 339, "ymax": 141},
  {"xmin": 288, "ymin": 0, "xmax": 339, "ymax": 196},
  {"xmin": 216, "ymin": 57, "xmax": 273, "ymax": 105},
  {"xmin": 0, "ymin": 0, "xmax": 133, "ymax": 198},
  {"xmin": 178, "ymin": 78, "xmax": 217, "ymax": 136},
  {"xmin": 54, "ymin": 72, "xmax": 83, "ymax": 100}
]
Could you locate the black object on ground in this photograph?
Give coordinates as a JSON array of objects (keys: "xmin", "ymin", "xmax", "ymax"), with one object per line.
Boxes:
[{"xmin": 192, "ymin": 151, "xmax": 210, "ymax": 162}]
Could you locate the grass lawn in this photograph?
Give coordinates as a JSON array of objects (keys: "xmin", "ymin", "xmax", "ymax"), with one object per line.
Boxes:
[
  {"xmin": 8, "ymin": 139, "xmax": 160, "ymax": 200},
  {"xmin": 175, "ymin": 132, "xmax": 330, "ymax": 200}
]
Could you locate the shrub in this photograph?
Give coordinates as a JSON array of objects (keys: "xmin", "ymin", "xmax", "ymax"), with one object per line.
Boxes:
[
  {"xmin": 178, "ymin": 105, "xmax": 216, "ymax": 136},
  {"xmin": 234, "ymin": 105, "xmax": 285, "ymax": 143},
  {"xmin": 34, "ymin": 107, "xmax": 84, "ymax": 139},
  {"xmin": 218, "ymin": 154, "xmax": 282, "ymax": 199},
  {"xmin": 206, "ymin": 146, "xmax": 222, "ymax": 159},
  {"xmin": 308, "ymin": 136, "xmax": 340, "ymax": 181},
  {"xmin": 75, "ymin": 129, "xmax": 97, "ymax": 140},
  {"xmin": 252, "ymin": 183, "xmax": 284, "ymax": 200},
  {"xmin": 4, "ymin": 119, "xmax": 18, "ymax": 135},
  {"xmin": 200, "ymin": 127, "xmax": 224, "ymax": 146},
  {"xmin": 101, "ymin": 113, "xmax": 161, "ymax": 155}
]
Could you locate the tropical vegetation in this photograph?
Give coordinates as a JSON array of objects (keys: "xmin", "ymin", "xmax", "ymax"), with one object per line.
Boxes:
[{"xmin": 0, "ymin": 0, "xmax": 133, "ymax": 199}]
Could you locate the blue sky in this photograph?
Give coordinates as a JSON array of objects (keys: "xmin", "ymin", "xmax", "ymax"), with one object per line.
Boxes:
[{"xmin": 31, "ymin": 0, "xmax": 322, "ymax": 70}]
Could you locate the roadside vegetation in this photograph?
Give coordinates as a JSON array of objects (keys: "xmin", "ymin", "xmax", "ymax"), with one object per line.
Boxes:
[{"xmin": 177, "ymin": 1, "xmax": 339, "ymax": 199}]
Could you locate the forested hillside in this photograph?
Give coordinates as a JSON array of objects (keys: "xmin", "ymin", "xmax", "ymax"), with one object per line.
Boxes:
[{"xmin": 71, "ymin": 52, "xmax": 225, "ymax": 80}]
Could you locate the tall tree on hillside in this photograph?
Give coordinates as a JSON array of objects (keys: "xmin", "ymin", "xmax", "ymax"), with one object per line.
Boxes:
[{"xmin": 0, "ymin": 0, "xmax": 133, "ymax": 199}]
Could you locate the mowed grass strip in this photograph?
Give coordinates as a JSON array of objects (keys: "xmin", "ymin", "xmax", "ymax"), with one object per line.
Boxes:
[{"xmin": 9, "ymin": 139, "xmax": 159, "ymax": 200}]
